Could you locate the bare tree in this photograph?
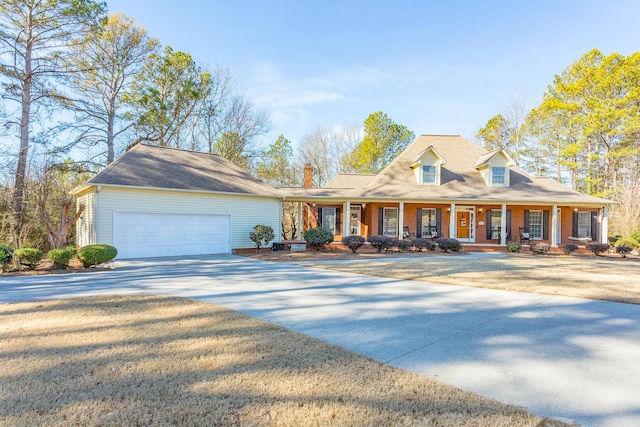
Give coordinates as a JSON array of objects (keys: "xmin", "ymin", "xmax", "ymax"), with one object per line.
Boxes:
[
  {"xmin": 68, "ymin": 13, "xmax": 159, "ymax": 164},
  {"xmin": 0, "ymin": 0, "xmax": 105, "ymax": 238}
]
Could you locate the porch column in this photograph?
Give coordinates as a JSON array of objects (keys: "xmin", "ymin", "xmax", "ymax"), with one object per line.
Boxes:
[
  {"xmin": 601, "ymin": 207, "xmax": 609, "ymax": 244},
  {"xmin": 500, "ymin": 203, "xmax": 507, "ymax": 247},
  {"xmin": 297, "ymin": 202, "xmax": 303, "ymax": 240},
  {"xmin": 398, "ymin": 202, "xmax": 404, "ymax": 239},
  {"xmin": 551, "ymin": 205, "xmax": 558, "ymax": 247},
  {"xmin": 449, "ymin": 203, "xmax": 456, "ymax": 238},
  {"xmin": 343, "ymin": 201, "xmax": 351, "ymax": 237}
]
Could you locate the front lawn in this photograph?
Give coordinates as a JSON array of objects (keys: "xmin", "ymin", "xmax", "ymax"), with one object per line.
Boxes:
[{"xmin": 0, "ymin": 295, "xmax": 545, "ymax": 426}]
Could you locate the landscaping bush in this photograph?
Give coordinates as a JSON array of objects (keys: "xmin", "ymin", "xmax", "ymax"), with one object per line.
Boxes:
[
  {"xmin": 392, "ymin": 239, "xmax": 412, "ymax": 252},
  {"xmin": 0, "ymin": 246, "xmax": 13, "ymax": 273},
  {"xmin": 560, "ymin": 243, "xmax": 579, "ymax": 255},
  {"xmin": 411, "ymin": 238, "xmax": 436, "ymax": 252},
  {"xmin": 615, "ymin": 245, "xmax": 631, "ymax": 257},
  {"xmin": 77, "ymin": 244, "xmax": 118, "ymax": 267},
  {"xmin": 303, "ymin": 227, "xmax": 334, "ymax": 251},
  {"xmin": 506, "ymin": 241, "xmax": 521, "ymax": 253},
  {"xmin": 436, "ymin": 238, "xmax": 462, "ymax": 253},
  {"xmin": 341, "ymin": 235, "xmax": 366, "ymax": 253},
  {"xmin": 368, "ymin": 235, "xmax": 393, "ymax": 253},
  {"xmin": 615, "ymin": 236, "xmax": 640, "ymax": 249},
  {"xmin": 14, "ymin": 247, "xmax": 43, "ymax": 270},
  {"xmin": 47, "ymin": 248, "xmax": 74, "ymax": 269},
  {"xmin": 249, "ymin": 224, "xmax": 275, "ymax": 250},
  {"xmin": 586, "ymin": 243, "xmax": 610, "ymax": 256},
  {"xmin": 529, "ymin": 241, "xmax": 550, "ymax": 255}
]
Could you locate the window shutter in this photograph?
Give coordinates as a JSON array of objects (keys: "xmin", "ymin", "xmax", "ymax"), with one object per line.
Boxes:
[
  {"xmin": 317, "ymin": 208, "xmax": 323, "ymax": 228},
  {"xmin": 572, "ymin": 211, "xmax": 578, "ymax": 237},
  {"xmin": 486, "ymin": 210, "xmax": 493, "ymax": 240},
  {"xmin": 507, "ymin": 210, "xmax": 512, "ymax": 240},
  {"xmin": 524, "ymin": 210, "xmax": 530, "ymax": 231},
  {"xmin": 416, "ymin": 208, "xmax": 422, "ymax": 238},
  {"xmin": 591, "ymin": 211, "xmax": 598, "ymax": 241},
  {"xmin": 436, "ymin": 208, "xmax": 442, "ymax": 236},
  {"xmin": 378, "ymin": 208, "xmax": 384, "ymax": 235},
  {"xmin": 335, "ymin": 208, "xmax": 341, "ymax": 234},
  {"xmin": 543, "ymin": 210, "xmax": 550, "ymax": 240}
]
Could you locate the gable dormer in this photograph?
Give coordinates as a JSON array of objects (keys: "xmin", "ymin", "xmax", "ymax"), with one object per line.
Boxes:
[
  {"xmin": 474, "ymin": 149, "xmax": 516, "ymax": 187},
  {"xmin": 409, "ymin": 146, "xmax": 446, "ymax": 185}
]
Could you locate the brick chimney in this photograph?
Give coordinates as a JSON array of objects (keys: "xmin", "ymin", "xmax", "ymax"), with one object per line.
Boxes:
[{"xmin": 303, "ymin": 163, "xmax": 314, "ymax": 188}]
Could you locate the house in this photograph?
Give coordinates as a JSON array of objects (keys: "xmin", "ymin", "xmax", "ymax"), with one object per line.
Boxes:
[
  {"xmin": 280, "ymin": 135, "xmax": 612, "ymax": 247},
  {"xmin": 71, "ymin": 144, "xmax": 283, "ymax": 259}
]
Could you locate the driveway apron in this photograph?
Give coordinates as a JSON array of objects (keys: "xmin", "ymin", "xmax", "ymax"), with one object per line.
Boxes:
[{"xmin": 1, "ymin": 254, "xmax": 639, "ymax": 427}]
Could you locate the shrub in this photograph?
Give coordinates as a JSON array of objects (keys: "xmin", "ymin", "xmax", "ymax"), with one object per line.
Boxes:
[
  {"xmin": 506, "ymin": 241, "xmax": 521, "ymax": 253},
  {"xmin": 77, "ymin": 244, "xmax": 118, "ymax": 267},
  {"xmin": 368, "ymin": 235, "xmax": 393, "ymax": 253},
  {"xmin": 341, "ymin": 235, "xmax": 366, "ymax": 253},
  {"xmin": 560, "ymin": 243, "xmax": 579, "ymax": 255},
  {"xmin": 412, "ymin": 238, "xmax": 436, "ymax": 252},
  {"xmin": 47, "ymin": 248, "xmax": 74, "ymax": 269},
  {"xmin": 436, "ymin": 238, "xmax": 462, "ymax": 253},
  {"xmin": 586, "ymin": 243, "xmax": 610, "ymax": 256},
  {"xmin": 303, "ymin": 227, "xmax": 334, "ymax": 251},
  {"xmin": 0, "ymin": 246, "xmax": 13, "ymax": 273},
  {"xmin": 615, "ymin": 236, "xmax": 640, "ymax": 249},
  {"xmin": 616, "ymin": 245, "xmax": 631, "ymax": 257},
  {"xmin": 631, "ymin": 231, "xmax": 640, "ymax": 242},
  {"xmin": 14, "ymin": 247, "xmax": 43, "ymax": 270},
  {"xmin": 249, "ymin": 224, "xmax": 275, "ymax": 250},
  {"xmin": 392, "ymin": 239, "xmax": 412, "ymax": 252},
  {"xmin": 529, "ymin": 241, "xmax": 550, "ymax": 255}
]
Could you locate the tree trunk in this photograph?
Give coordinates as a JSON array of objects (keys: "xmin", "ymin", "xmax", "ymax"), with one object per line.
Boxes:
[
  {"xmin": 39, "ymin": 200, "xmax": 86, "ymax": 249},
  {"xmin": 12, "ymin": 17, "xmax": 33, "ymax": 232},
  {"xmin": 107, "ymin": 109, "xmax": 115, "ymax": 164}
]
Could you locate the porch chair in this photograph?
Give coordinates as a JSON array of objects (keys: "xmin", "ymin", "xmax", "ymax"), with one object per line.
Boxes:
[
  {"xmin": 519, "ymin": 227, "xmax": 530, "ymax": 244},
  {"xmin": 403, "ymin": 226, "xmax": 415, "ymax": 239}
]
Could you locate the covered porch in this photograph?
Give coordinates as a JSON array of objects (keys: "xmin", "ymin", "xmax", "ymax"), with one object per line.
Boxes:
[{"xmin": 284, "ymin": 198, "xmax": 610, "ymax": 248}]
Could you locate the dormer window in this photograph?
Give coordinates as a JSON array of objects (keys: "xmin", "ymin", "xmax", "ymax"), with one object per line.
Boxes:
[
  {"xmin": 422, "ymin": 166, "xmax": 436, "ymax": 184},
  {"xmin": 474, "ymin": 150, "xmax": 515, "ymax": 187},
  {"xmin": 491, "ymin": 167, "xmax": 506, "ymax": 185},
  {"xmin": 411, "ymin": 146, "xmax": 446, "ymax": 186}
]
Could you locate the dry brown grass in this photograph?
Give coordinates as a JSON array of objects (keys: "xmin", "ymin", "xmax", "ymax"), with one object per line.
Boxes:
[
  {"xmin": 297, "ymin": 253, "xmax": 640, "ymax": 305},
  {"xmin": 0, "ymin": 295, "xmax": 545, "ymax": 426}
]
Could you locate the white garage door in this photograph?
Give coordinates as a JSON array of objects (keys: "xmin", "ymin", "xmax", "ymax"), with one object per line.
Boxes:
[{"xmin": 113, "ymin": 212, "xmax": 231, "ymax": 259}]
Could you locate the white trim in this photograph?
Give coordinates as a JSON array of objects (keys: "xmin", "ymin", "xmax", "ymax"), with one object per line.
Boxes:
[
  {"xmin": 601, "ymin": 207, "xmax": 608, "ymax": 244},
  {"xmin": 73, "ymin": 183, "xmax": 284, "ymax": 199},
  {"xmin": 500, "ymin": 204, "xmax": 507, "ymax": 246}
]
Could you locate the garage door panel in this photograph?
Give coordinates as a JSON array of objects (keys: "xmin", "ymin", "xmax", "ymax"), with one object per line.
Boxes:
[{"xmin": 113, "ymin": 213, "xmax": 230, "ymax": 259}]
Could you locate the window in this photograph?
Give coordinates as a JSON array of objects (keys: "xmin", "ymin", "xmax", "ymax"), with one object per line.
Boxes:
[
  {"xmin": 321, "ymin": 208, "xmax": 336, "ymax": 234},
  {"xmin": 421, "ymin": 208, "xmax": 437, "ymax": 237},
  {"xmin": 422, "ymin": 165, "xmax": 436, "ymax": 184},
  {"xmin": 490, "ymin": 210, "xmax": 502, "ymax": 239},
  {"xmin": 383, "ymin": 208, "xmax": 398, "ymax": 237},
  {"xmin": 491, "ymin": 167, "xmax": 506, "ymax": 185},
  {"xmin": 529, "ymin": 210, "xmax": 543, "ymax": 240},
  {"xmin": 577, "ymin": 212, "xmax": 591, "ymax": 238}
]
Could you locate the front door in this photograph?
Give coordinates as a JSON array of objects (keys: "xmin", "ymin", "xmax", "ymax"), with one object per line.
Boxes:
[
  {"xmin": 455, "ymin": 208, "xmax": 475, "ymax": 242},
  {"xmin": 457, "ymin": 211, "xmax": 470, "ymax": 238}
]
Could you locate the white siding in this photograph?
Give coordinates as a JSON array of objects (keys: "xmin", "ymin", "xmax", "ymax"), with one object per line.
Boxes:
[
  {"xmin": 95, "ymin": 187, "xmax": 280, "ymax": 250},
  {"xmin": 75, "ymin": 190, "xmax": 95, "ymax": 247}
]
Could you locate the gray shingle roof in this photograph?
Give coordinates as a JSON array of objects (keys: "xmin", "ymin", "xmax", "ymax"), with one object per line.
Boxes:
[
  {"xmin": 282, "ymin": 135, "xmax": 612, "ymax": 205},
  {"xmin": 79, "ymin": 144, "xmax": 282, "ymax": 197},
  {"xmin": 324, "ymin": 174, "xmax": 376, "ymax": 188}
]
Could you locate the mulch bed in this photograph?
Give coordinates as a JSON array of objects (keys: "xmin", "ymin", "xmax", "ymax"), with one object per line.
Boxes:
[{"xmin": 1, "ymin": 258, "xmax": 112, "ymax": 277}]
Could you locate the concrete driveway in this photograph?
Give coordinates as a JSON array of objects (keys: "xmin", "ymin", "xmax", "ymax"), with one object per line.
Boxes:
[{"xmin": 2, "ymin": 254, "xmax": 639, "ymax": 427}]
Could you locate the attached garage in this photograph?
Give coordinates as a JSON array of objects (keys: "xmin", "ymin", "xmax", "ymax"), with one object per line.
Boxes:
[
  {"xmin": 72, "ymin": 144, "xmax": 283, "ymax": 259},
  {"xmin": 113, "ymin": 213, "xmax": 231, "ymax": 258}
]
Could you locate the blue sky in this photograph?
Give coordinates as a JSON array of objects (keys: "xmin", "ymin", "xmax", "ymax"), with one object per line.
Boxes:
[{"xmin": 106, "ymin": 0, "xmax": 640, "ymax": 148}]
